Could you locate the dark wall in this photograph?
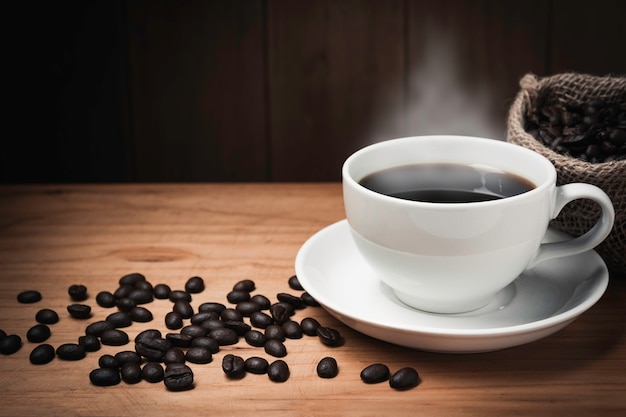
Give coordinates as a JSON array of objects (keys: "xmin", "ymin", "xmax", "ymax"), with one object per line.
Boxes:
[{"xmin": 3, "ymin": 0, "xmax": 625, "ymax": 183}]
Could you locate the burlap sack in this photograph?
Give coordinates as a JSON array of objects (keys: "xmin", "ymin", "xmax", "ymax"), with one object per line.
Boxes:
[{"xmin": 507, "ymin": 72, "xmax": 626, "ymax": 273}]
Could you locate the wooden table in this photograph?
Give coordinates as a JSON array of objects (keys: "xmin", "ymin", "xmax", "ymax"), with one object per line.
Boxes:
[{"xmin": 0, "ymin": 184, "xmax": 624, "ymax": 417}]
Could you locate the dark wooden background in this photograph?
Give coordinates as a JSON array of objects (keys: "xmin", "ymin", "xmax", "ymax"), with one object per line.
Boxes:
[{"xmin": 3, "ymin": 0, "xmax": 625, "ymax": 183}]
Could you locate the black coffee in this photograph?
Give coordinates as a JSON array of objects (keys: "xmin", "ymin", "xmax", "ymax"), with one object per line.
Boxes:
[{"xmin": 359, "ymin": 163, "xmax": 535, "ymax": 203}]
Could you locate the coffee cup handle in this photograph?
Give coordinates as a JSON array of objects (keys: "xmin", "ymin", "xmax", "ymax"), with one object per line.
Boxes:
[{"xmin": 528, "ymin": 183, "xmax": 615, "ymax": 268}]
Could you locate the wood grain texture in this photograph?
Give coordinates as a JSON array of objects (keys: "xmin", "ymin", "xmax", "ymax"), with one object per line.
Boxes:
[{"xmin": 0, "ymin": 184, "xmax": 625, "ymax": 416}]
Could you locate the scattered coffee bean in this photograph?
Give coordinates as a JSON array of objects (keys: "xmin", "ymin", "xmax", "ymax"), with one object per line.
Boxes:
[
  {"xmin": 0, "ymin": 334, "xmax": 22, "ymax": 355},
  {"xmin": 0, "ymin": 330, "xmax": 5, "ymax": 340},
  {"xmin": 119, "ymin": 272, "xmax": 146, "ymax": 286},
  {"xmin": 135, "ymin": 337, "xmax": 172, "ymax": 361},
  {"xmin": 191, "ymin": 337, "xmax": 220, "ymax": 354},
  {"xmin": 236, "ymin": 301, "xmax": 261, "ymax": 317},
  {"xmin": 78, "ymin": 335, "xmax": 101, "ymax": 352},
  {"xmin": 223, "ymin": 320, "xmax": 251, "ymax": 336},
  {"xmin": 185, "ymin": 276, "xmax": 205, "ymax": 293},
  {"xmin": 153, "ymin": 283, "xmax": 171, "ymax": 299},
  {"xmin": 250, "ymin": 311, "xmax": 274, "ymax": 329},
  {"xmin": 190, "ymin": 312, "xmax": 216, "ymax": 325},
  {"xmin": 100, "ymin": 329, "xmax": 129, "ymax": 346},
  {"xmin": 277, "ymin": 293, "xmax": 306, "ymax": 309},
  {"xmin": 35, "ymin": 308, "xmax": 59, "ymax": 324},
  {"xmin": 115, "ymin": 297, "xmax": 136, "ymax": 312},
  {"xmin": 135, "ymin": 329, "xmax": 162, "ymax": 342},
  {"xmin": 165, "ymin": 312, "xmax": 183, "ymax": 330},
  {"xmin": 67, "ymin": 304, "xmax": 92, "ymax": 319},
  {"xmin": 208, "ymin": 328, "xmax": 239, "ymax": 346},
  {"xmin": 250, "ymin": 294, "xmax": 271, "ymax": 310},
  {"xmin": 282, "ymin": 320, "xmax": 303, "ymax": 339},
  {"xmin": 27, "ymin": 324, "xmax": 51, "ymax": 343},
  {"xmin": 85, "ymin": 320, "xmax": 115, "ymax": 337},
  {"xmin": 300, "ymin": 317, "xmax": 321, "ymax": 336},
  {"xmin": 270, "ymin": 303, "xmax": 294, "ymax": 324},
  {"xmin": 226, "ymin": 290, "xmax": 250, "ymax": 304},
  {"xmin": 68, "ymin": 284, "xmax": 88, "ymax": 301},
  {"xmin": 115, "ymin": 350, "xmax": 142, "ymax": 365},
  {"xmin": 389, "ymin": 367, "xmax": 420, "ymax": 390},
  {"xmin": 181, "ymin": 325, "xmax": 207, "ymax": 339},
  {"xmin": 317, "ymin": 357, "xmax": 339, "ymax": 378},
  {"xmin": 198, "ymin": 302, "xmax": 226, "ymax": 315},
  {"xmin": 200, "ymin": 319, "xmax": 225, "ymax": 332},
  {"xmin": 264, "ymin": 339, "xmax": 287, "ymax": 358},
  {"xmin": 222, "ymin": 354, "xmax": 246, "ymax": 379},
  {"xmin": 172, "ymin": 300, "xmax": 194, "ymax": 319},
  {"xmin": 245, "ymin": 330, "xmax": 267, "ymax": 347},
  {"xmin": 360, "ymin": 363, "xmax": 390, "ymax": 384},
  {"xmin": 129, "ymin": 306, "xmax": 153, "ymax": 322},
  {"xmin": 114, "ymin": 285, "xmax": 133, "ymax": 299},
  {"xmin": 264, "ymin": 324, "xmax": 285, "ymax": 341},
  {"xmin": 233, "ymin": 279, "xmax": 255, "ymax": 292},
  {"xmin": 98, "ymin": 354, "xmax": 120, "ymax": 369},
  {"xmin": 127, "ymin": 288, "xmax": 153, "ymax": 304},
  {"xmin": 142, "ymin": 362, "xmax": 164, "ymax": 383},
  {"xmin": 121, "ymin": 362, "xmax": 142, "ymax": 384},
  {"xmin": 220, "ymin": 308, "xmax": 243, "ymax": 322},
  {"xmin": 245, "ymin": 356, "xmax": 269, "ymax": 374},
  {"xmin": 90, "ymin": 367, "xmax": 121, "ymax": 386},
  {"xmin": 268, "ymin": 360, "xmax": 290, "ymax": 382},
  {"xmin": 166, "ymin": 333, "xmax": 193, "ymax": 348},
  {"xmin": 301, "ymin": 292, "xmax": 320, "ymax": 307},
  {"xmin": 29, "ymin": 344, "xmax": 55, "ymax": 365},
  {"xmin": 168, "ymin": 290, "xmax": 192, "ymax": 303},
  {"xmin": 288, "ymin": 275, "xmax": 304, "ymax": 291},
  {"xmin": 317, "ymin": 326, "xmax": 342, "ymax": 347},
  {"xmin": 96, "ymin": 291, "xmax": 116, "ymax": 308},
  {"xmin": 106, "ymin": 311, "xmax": 132, "ymax": 328},
  {"xmin": 186, "ymin": 346, "xmax": 212, "ymax": 364},
  {"xmin": 17, "ymin": 290, "xmax": 42, "ymax": 304},
  {"xmin": 134, "ymin": 280, "xmax": 153, "ymax": 292},
  {"xmin": 56, "ymin": 343, "xmax": 86, "ymax": 360},
  {"xmin": 164, "ymin": 348, "xmax": 186, "ymax": 365}
]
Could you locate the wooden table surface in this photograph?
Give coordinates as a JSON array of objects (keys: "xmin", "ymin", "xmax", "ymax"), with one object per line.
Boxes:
[{"xmin": 0, "ymin": 184, "xmax": 624, "ymax": 417}]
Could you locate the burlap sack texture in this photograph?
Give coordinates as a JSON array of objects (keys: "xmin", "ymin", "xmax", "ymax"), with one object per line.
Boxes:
[{"xmin": 507, "ymin": 72, "xmax": 626, "ymax": 273}]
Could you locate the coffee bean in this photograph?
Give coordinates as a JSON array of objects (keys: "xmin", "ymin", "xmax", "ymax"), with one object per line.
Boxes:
[
  {"xmin": 317, "ymin": 326, "xmax": 342, "ymax": 347},
  {"xmin": 78, "ymin": 335, "xmax": 101, "ymax": 352},
  {"xmin": 98, "ymin": 354, "xmax": 120, "ymax": 369},
  {"xmin": 134, "ymin": 280, "xmax": 153, "ymax": 292},
  {"xmin": 106, "ymin": 311, "xmax": 132, "ymax": 328},
  {"xmin": 100, "ymin": 329, "xmax": 129, "ymax": 346},
  {"xmin": 190, "ymin": 312, "xmax": 216, "ymax": 325},
  {"xmin": 172, "ymin": 300, "xmax": 194, "ymax": 319},
  {"xmin": 250, "ymin": 311, "xmax": 274, "ymax": 329},
  {"xmin": 27, "ymin": 324, "xmax": 51, "ymax": 343},
  {"xmin": 68, "ymin": 284, "xmax": 88, "ymax": 301},
  {"xmin": 233, "ymin": 279, "xmax": 256, "ymax": 292},
  {"xmin": 245, "ymin": 330, "xmax": 267, "ymax": 347},
  {"xmin": 186, "ymin": 346, "xmax": 212, "ymax": 364},
  {"xmin": 300, "ymin": 317, "xmax": 321, "ymax": 336},
  {"xmin": 245, "ymin": 356, "xmax": 269, "ymax": 374},
  {"xmin": 200, "ymin": 319, "xmax": 225, "ymax": 332},
  {"xmin": 166, "ymin": 333, "xmax": 193, "ymax": 348},
  {"xmin": 114, "ymin": 285, "xmax": 133, "ymax": 299},
  {"xmin": 116, "ymin": 297, "xmax": 136, "ymax": 312},
  {"xmin": 135, "ymin": 337, "xmax": 172, "ymax": 361},
  {"xmin": 222, "ymin": 354, "xmax": 246, "ymax": 379},
  {"xmin": 85, "ymin": 320, "xmax": 115, "ymax": 337},
  {"xmin": 220, "ymin": 308, "xmax": 243, "ymax": 322},
  {"xmin": 95, "ymin": 291, "xmax": 116, "ymax": 308},
  {"xmin": 115, "ymin": 350, "xmax": 142, "ymax": 365},
  {"xmin": 264, "ymin": 324, "xmax": 285, "ymax": 342},
  {"xmin": 35, "ymin": 308, "xmax": 59, "ymax": 324},
  {"xmin": 301, "ymin": 292, "xmax": 320, "ymax": 307},
  {"xmin": 191, "ymin": 337, "xmax": 220, "ymax": 354},
  {"xmin": 181, "ymin": 325, "xmax": 207, "ymax": 339},
  {"xmin": 165, "ymin": 312, "xmax": 183, "ymax": 330},
  {"xmin": 198, "ymin": 302, "xmax": 226, "ymax": 315},
  {"xmin": 0, "ymin": 330, "xmax": 5, "ymax": 340},
  {"xmin": 389, "ymin": 367, "xmax": 420, "ymax": 390},
  {"xmin": 142, "ymin": 362, "xmax": 164, "ymax": 383},
  {"xmin": 208, "ymin": 328, "xmax": 239, "ymax": 346},
  {"xmin": 360, "ymin": 363, "xmax": 390, "ymax": 384},
  {"xmin": 164, "ymin": 363, "xmax": 194, "ymax": 391},
  {"xmin": 168, "ymin": 290, "xmax": 192, "ymax": 303},
  {"xmin": 67, "ymin": 304, "xmax": 91, "ymax": 319},
  {"xmin": 264, "ymin": 339, "xmax": 287, "ymax": 358},
  {"xmin": 288, "ymin": 275, "xmax": 304, "ymax": 291},
  {"xmin": 164, "ymin": 348, "xmax": 186, "ymax": 365},
  {"xmin": 223, "ymin": 320, "xmax": 251, "ymax": 336},
  {"xmin": 270, "ymin": 303, "xmax": 294, "ymax": 325},
  {"xmin": 317, "ymin": 357, "xmax": 339, "ymax": 378},
  {"xmin": 277, "ymin": 293, "xmax": 306, "ymax": 309},
  {"xmin": 267, "ymin": 360, "xmax": 290, "ymax": 382},
  {"xmin": 135, "ymin": 329, "xmax": 162, "ymax": 342},
  {"xmin": 0, "ymin": 334, "xmax": 22, "ymax": 355},
  {"xmin": 17, "ymin": 290, "xmax": 42, "ymax": 304},
  {"xmin": 119, "ymin": 272, "xmax": 146, "ymax": 286},
  {"xmin": 282, "ymin": 321, "xmax": 303, "ymax": 339},
  {"xmin": 236, "ymin": 301, "xmax": 261, "ymax": 317},
  {"xmin": 152, "ymin": 284, "xmax": 171, "ymax": 299},
  {"xmin": 226, "ymin": 290, "xmax": 250, "ymax": 304},
  {"xmin": 30, "ymin": 344, "xmax": 55, "ymax": 365},
  {"xmin": 185, "ymin": 276, "xmax": 205, "ymax": 293},
  {"xmin": 56, "ymin": 343, "xmax": 86, "ymax": 360},
  {"xmin": 130, "ymin": 306, "xmax": 153, "ymax": 322},
  {"xmin": 90, "ymin": 367, "xmax": 121, "ymax": 386},
  {"xmin": 250, "ymin": 294, "xmax": 271, "ymax": 310},
  {"xmin": 121, "ymin": 362, "xmax": 142, "ymax": 384},
  {"xmin": 127, "ymin": 288, "xmax": 153, "ymax": 304}
]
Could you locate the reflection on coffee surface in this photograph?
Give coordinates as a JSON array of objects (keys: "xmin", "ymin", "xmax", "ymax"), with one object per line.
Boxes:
[{"xmin": 358, "ymin": 163, "xmax": 535, "ymax": 203}]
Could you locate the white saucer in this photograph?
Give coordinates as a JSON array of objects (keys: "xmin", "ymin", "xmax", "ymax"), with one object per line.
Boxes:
[{"xmin": 295, "ymin": 220, "xmax": 609, "ymax": 353}]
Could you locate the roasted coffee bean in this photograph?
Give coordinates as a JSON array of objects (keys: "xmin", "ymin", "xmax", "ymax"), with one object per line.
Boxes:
[
  {"xmin": 264, "ymin": 339, "xmax": 287, "ymax": 358},
  {"xmin": 244, "ymin": 330, "xmax": 267, "ymax": 347},
  {"xmin": 106, "ymin": 311, "xmax": 132, "ymax": 328},
  {"xmin": 185, "ymin": 276, "xmax": 205, "ymax": 293},
  {"xmin": 56, "ymin": 343, "xmax": 86, "ymax": 360},
  {"xmin": 114, "ymin": 285, "xmax": 133, "ymax": 299},
  {"xmin": 191, "ymin": 337, "xmax": 220, "ymax": 354},
  {"xmin": 360, "ymin": 363, "xmax": 390, "ymax": 384},
  {"xmin": 317, "ymin": 357, "xmax": 339, "ymax": 378},
  {"xmin": 288, "ymin": 275, "xmax": 304, "ymax": 291},
  {"xmin": 180, "ymin": 325, "xmax": 207, "ymax": 339},
  {"xmin": 142, "ymin": 362, "xmax": 164, "ymax": 383},
  {"xmin": 165, "ymin": 311, "xmax": 183, "ymax": 330},
  {"xmin": 208, "ymin": 328, "xmax": 239, "ymax": 346},
  {"xmin": 168, "ymin": 290, "xmax": 192, "ymax": 303},
  {"xmin": 220, "ymin": 308, "xmax": 243, "ymax": 322},
  {"xmin": 250, "ymin": 311, "xmax": 274, "ymax": 329},
  {"xmin": 78, "ymin": 335, "xmax": 101, "ymax": 352},
  {"xmin": 226, "ymin": 290, "xmax": 250, "ymax": 304},
  {"xmin": 121, "ymin": 362, "xmax": 142, "ymax": 384},
  {"xmin": 127, "ymin": 289, "xmax": 153, "ymax": 304},
  {"xmin": 190, "ymin": 312, "xmax": 216, "ymax": 325},
  {"xmin": 115, "ymin": 350, "xmax": 142, "ymax": 365},
  {"xmin": 90, "ymin": 367, "xmax": 121, "ymax": 386},
  {"xmin": 172, "ymin": 300, "xmax": 194, "ymax": 319},
  {"xmin": 317, "ymin": 326, "xmax": 342, "ymax": 347},
  {"xmin": 222, "ymin": 354, "xmax": 246, "ymax": 379},
  {"xmin": 236, "ymin": 301, "xmax": 261, "ymax": 317},
  {"xmin": 264, "ymin": 324, "xmax": 285, "ymax": 341},
  {"xmin": 164, "ymin": 348, "xmax": 186, "ymax": 365},
  {"xmin": 164, "ymin": 363, "xmax": 194, "ymax": 391},
  {"xmin": 233, "ymin": 279, "xmax": 256, "ymax": 292},
  {"xmin": 135, "ymin": 329, "xmax": 162, "ymax": 342},
  {"xmin": 67, "ymin": 304, "xmax": 91, "ymax": 319},
  {"xmin": 282, "ymin": 321, "xmax": 303, "ymax": 339},
  {"xmin": 27, "ymin": 324, "xmax": 51, "ymax": 343},
  {"xmin": 0, "ymin": 330, "xmax": 5, "ymax": 340},
  {"xmin": 98, "ymin": 354, "xmax": 120, "ymax": 369},
  {"xmin": 30, "ymin": 344, "xmax": 55, "ymax": 365},
  {"xmin": 17, "ymin": 290, "xmax": 42, "ymax": 304},
  {"xmin": 0, "ymin": 334, "xmax": 22, "ymax": 355},
  {"xmin": 153, "ymin": 283, "xmax": 171, "ymax": 299},
  {"xmin": 270, "ymin": 303, "xmax": 294, "ymax": 325},
  {"xmin": 186, "ymin": 346, "xmax": 212, "ymax": 364},
  {"xmin": 166, "ymin": 333, "xmax": 193, "ymax": 348},
  {"xmin": 245, "ymin": 356, "xmax": 269, "ymax": 374},
  {"xmin": 389, "ymin": 367, "xmax": 420, "ymax": 390},
  {"xmin": 36, "ymin": 308, "xmax": 60, "ymax": 324},
  {"xmin": 68, "ymin": 284, "xmax": 88, "ymax": 301},
  {"xmin": 134, "ymin": 280, "xmax": 153, "ymax": 292},
  {"xmin": 85, "ymin": 320, "xmax": 115, "ymax": 337},
  {"xmin": 198, "ymin": 302, "xmax": 226, "ymax": 314},
  {"xmin": 129, "ymin": 306, "xmax": 153, "ymax": 322},
  {"xmin": 95, "ymin": 291, "xmax": 116, "ymax": 308},
  {"xmin": 250, "ymin": 294, "xmax": 271, "ymax": 310},
  {"xmin": 300, "ymin": 317, "xmax": 321, "ymax": 336},
  {"xmin": 115, "ymin": 297, "xmax": 136, "ymax": 312},
  {"xmin": 100, "ymin": 329, "xmax": 129, "ymax": 346},
  {"xmin": 223, "ymin": 320, "xmax": 251, "ymax": 336},
  {"xmin": 200, "ymin": 319, "xmax": 225, "ymax": 332},
  {"xmin": 277, "ymin": 293, "xmax": 306, "ymax": 309},
  {"xmin": 301, "ymin": 292, "xmax": 320, "ymax": 307},
  {"xmin": 267, "ymin": 360, "xmax": 290, "ymax": 383},
  {"xmin": 135, "ymin": 337, "xmax": 172, "ymax": 361},
  {"xmin": 119, "ymin": 272, "xmax": 146, "ymax": 286}
]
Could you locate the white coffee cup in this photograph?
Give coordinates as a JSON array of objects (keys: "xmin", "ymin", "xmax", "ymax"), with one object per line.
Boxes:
[{"xmin": 342, "ymin": 136, "xmax": 615, "ymax": 314}]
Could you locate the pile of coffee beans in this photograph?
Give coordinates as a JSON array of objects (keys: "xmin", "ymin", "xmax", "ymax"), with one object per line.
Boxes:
[
  {"xmin": 525, "ymin": 99, "xmax": 626, "ymax": 163},
  {"xmin": 1, "ymin": 273, "xmax": 420, "ymax": 392}
]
